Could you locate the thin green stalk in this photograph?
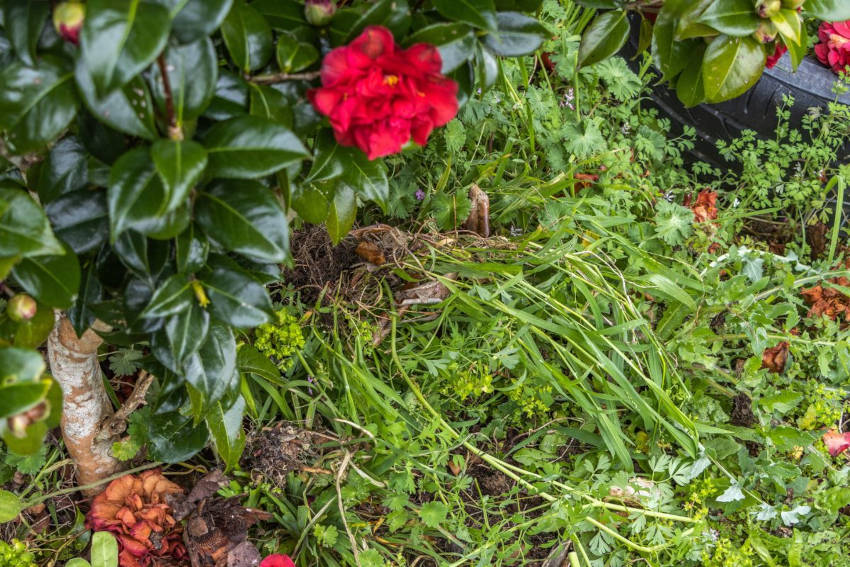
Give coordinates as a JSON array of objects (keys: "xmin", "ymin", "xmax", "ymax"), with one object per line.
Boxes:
[
  {"xmin": 23, "ymin": 462, "xmax": 162, "ymax": 508},
  {"xmin": 389, "ymin": 317, "xmax": 699, "ymax": 526},
  {"xmin": 827, "ymin": 174, "xmax": 845, "ymax": 266}
]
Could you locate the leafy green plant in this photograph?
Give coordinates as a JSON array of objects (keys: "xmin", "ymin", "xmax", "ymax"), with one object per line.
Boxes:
[{"xmin": 577, "ymin": 0, "xmax": 850, "ymax": 106}]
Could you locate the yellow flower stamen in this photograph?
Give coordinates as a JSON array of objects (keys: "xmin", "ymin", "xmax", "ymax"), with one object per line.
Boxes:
[{"xmin": 383, "ymin": 74, "xmax": 399, "ymax": 86}]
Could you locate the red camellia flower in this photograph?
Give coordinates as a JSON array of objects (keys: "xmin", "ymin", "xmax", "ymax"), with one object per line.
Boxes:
[
  {"xmin": 814, "ymin": 20, "xmax": 850, "ymax": 74},
  {"xmin": 823, "ymin": 430, "xmax": 850, "ymax": 457},
  {"xmin": 260, "ymin": 554, "xmax": 297, "ymax": 567},
  {"xmin": 86, "ymin": 470, "xmax": 186, "ymax": 567},
  {"xmin": 308, "ymin": 26, "xmax": 459, "ymax": 160},
  {"xmin": 765, "ymin": 43, "xmax": 787, "ymax": 69}
]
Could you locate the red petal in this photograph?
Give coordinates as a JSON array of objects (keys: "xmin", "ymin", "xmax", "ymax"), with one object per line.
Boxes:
[
  {"xmin": 260, "ymin": 555, "xmax": 297, "ymax": 567},
  {"xmin": 832, "ymin": 20, "xmax": 850, "ymax": 38},
  {"xmin": 403, "ymin": 44, "xmax": 444, "ymax": 75},
  {"xmin": 351, "ymin": 26, "xmax": 395, "ymax": 59},
  {"xmin": 823, "ymin": 430, "xmax": 850, "ymax": 457}
]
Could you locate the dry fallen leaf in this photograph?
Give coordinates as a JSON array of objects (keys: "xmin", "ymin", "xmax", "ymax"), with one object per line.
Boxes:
[
  {"xmin": 761, "ymin": 341, "xmax": 789, "ymax": 373},
  {"xmin": 355, "ymin": 241, "xmax": 386, "ymax": 266},
  {"xmin": 688, "ymin": 189, "xmax": 718, "ymax": 223},
  {"xmin": 463, "ymin": 184, "xmax": 490, "ymax": 237}
]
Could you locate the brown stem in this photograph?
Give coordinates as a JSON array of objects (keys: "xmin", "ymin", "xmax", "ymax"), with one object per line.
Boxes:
[
  {"xmin": 96, "ymin": 370, "xmax": 154, "ymax": 441},
  {"xmin": 249, "ymin": 70, "xmax": 321, "ymax": 85},
  {"xmin": 156, "ymin": 54, "xmax": 182, "ymax": 141},
  {"xmin": 47, "ymin": 312, "xmax": 123, "ymax": 490}
]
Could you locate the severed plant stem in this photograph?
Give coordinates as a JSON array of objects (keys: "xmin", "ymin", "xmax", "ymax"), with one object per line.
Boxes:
[{"xmin": 250, "ymin": 70, "xmax": 321, "ymax": 84}]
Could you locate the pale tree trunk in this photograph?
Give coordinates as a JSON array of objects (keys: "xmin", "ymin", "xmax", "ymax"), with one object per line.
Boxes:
[{"xmin": 47, "ymin": 312, "xmax": 122, "ymax": 487}]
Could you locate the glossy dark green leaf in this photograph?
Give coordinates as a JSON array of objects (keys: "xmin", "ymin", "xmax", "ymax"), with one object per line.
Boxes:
[
  {"xmin": 68, "ymin": 264, "xmax": 103, "ymax": 336},
  {"xmin": 108, "ymin": 148, "xmax": 167, "ymax": 240},
  {"xmin": 221, "ymin": 0, "xmax": 273, "ymax": 73},
  {"xmin": 147, "ymin": 411, "xmax": 209, "ymax": 463},
  {"xmin": 326, "ymin": 183, "xmax": 356, "ymax": 245},
  {"xmin": 475, "ymin": 42, "xmax": 499, "ymax": 88},
  {"xmin": 494, "ymin": 0, "xmax": 542, "ymax": 9},
  {"xmin": 0, "ymin": 183, "xmax": 64, "ymax": 258},
  {"xmin": 32, "ymin": 137, "xmax": 89, "ymax": 204},
  {"xmin": 169, "ymin": 0, "xmax": 234, "ymax": 43},
  {"xmin": 307, "ymin": 132, "xmax": 389, "ymax": 212},
  {"xmin": 202, "ymin": 267, "xmax": 273, "ymax": 327},
  {"xmin": 165, "ymin": 302, "xmax": 210, "ymax": 365},
  {"xmin": 786, "ymin": 24, "xmax": 807, "ymax": 70},
  {"xmin": 1, "ymin": 418, "xmax": 48, "ymax": 454},
  {"xmin": 141, "ymin": 203, "xmax": 191, "ymax": 240},
  {"xmin": 149, "ymin": 38, "xmax": 218, "ymax": 121},
  {"xmin": 195, "ymin": 179, "xmax": 289, "ymax": 262},
  {"xmin": 248, "ymin": 84, "xmax": 294, "ymax": 127},
  {"xmin": 206, "ymin": 397, "xmax": 245, "ymax": 470},
  {"xmin": 771, "ymin": 9, "xmax": 802, "ymax": 47},
  {"xmin": 12, "ymin": 302, "xmax": 54, "ymax": 348},
  {"xmin": 805, "ymin": 0, "xmax": 850, "ymax": 20},
  {"xmin": 0, "ymin": 380, "xmax": 50, "ymax": 419},
  {"xmin": 432, "ymin": 0, "xmax": 496, "ymax": 32},
  {"xmin": 77, "ymin": 111, "xmax": 130, "ymax": 165},
  {"xmin": 80, "ymin": 0, "xmax": 171, "ymax": 94},
  {"xmin": 44, "ymin": 192, "xmax": 105, "ymax": 258},
  {"xmin": 114, "ymin": 231, "xmax": 168, "ymax": 276},
  {"xmin": 0, "ymin": 57, "xmax": 78, "ymax": 153},
  {"xmin": 482, "ymin": 12, "xmax": 547, "ymax": 57},
  {"xmin": 676, "ymin": 0, "xmax": 715, "ymax": 39},
  {"xmin": 140, "ymin": 274, "xmax": 193, "ymax": 318},
  {"xmin": 237, "ymin": 344, "xmax": 280, "ymax": 381},
  {"xmin": 151, "ymin": 139, "xmax": 208, "ymax": 214},
  {"xmin": 405, "ymin": 23, "xmax": 476, "ymax": 74},
  {"xmin": 329, "ymin": 0, "xmax": 410, "ymax": 45},
  {"xmin": 175, "ymin": 225, "xmax": 209, "ymax": 274},
  {"xmin": 252, "ymin": 0, "xmax": 307, "ymax": 31},
  {"xmin": 290, "ymin": 183, "xmax": 328, "ymax": 224},
  {"xmin": 75, "ymin": 61, "xmax": 157, "ymax": 140},
  {"xmin": 203, "ymin": 115, "xmax": 309, "ymax": 179},
  {"xmin": 183, "ymin": 322, "xmax": 238, "ymax": 404},
  {"xmin": 203, "ymin": 71, "xmax": 250, "ymax": 121},
  {"xmin": 702, "ymin": 35, "xmax": 765, "ymax": 103},
  {"xmin": 0, "ymin": 347, "xmax": 46, "ymax": 383},
  {"xmin": 652, "ymin": 0, "xmax": 696, "ymax": 82},
  {"xmin": 676, "ymin": 46, "xmax": 707, "ymax": 107},
  {"xmin": 578, "ymin": 10, "xmax": 629, "ymax": 67},
  {"xmin": 276, "ymin": 32, "xmax": 319, "ymax": 73},
  {"xmin": 4, "ymin": 0, "xmax": 50, "ymax": 66},
  {"xmin": 696, "ymin": 0, "xmax": 759, "ymax": 37},
  {"xmin": 11, "ymin": 245, "xmax": 81, "ymax": 309}
]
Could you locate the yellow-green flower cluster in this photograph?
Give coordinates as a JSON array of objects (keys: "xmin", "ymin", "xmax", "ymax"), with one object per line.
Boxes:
[
  {"xmin": 0, "ymin": 540, "xmax": 36, "ymax": 567},
  {"xmin": 254, "ymin": 309, "xmax": 305, "ymax": 363}
]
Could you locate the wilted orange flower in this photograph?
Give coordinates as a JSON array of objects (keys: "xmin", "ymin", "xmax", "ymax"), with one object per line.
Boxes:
[
  {"xmin": 761, "ymin": 341, "xmax": 789, "ymax": 373},
  {"xmin": 688, "ymin": 189, "xmax": 718, "ymax": 223},
  {"xmin": 86, "ymin": 470, "xmax": 186, "ymax": 567}
]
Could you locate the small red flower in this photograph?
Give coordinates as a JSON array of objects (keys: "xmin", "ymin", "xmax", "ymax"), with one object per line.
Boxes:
[
  {"xmin": 260, "ymin": 554, "xmax": 297, "ymax": 567},
  {"xmin": 823, "ymin": 430, "xmax": 850, "ymax": 457},
  {"xmin": 688, "ymin": 189, "xmax": 718, "ymax": 223},
  {"xmin": 765, "ymin": 43, "xmax": 787, "ymax": 69},
  {"xmin": 814, "ymin": 21, "xmax": 850, "ymax": 74},
  {"xmin": 308, "ymin": 26, "xmax": 459, "ymax": 160}
]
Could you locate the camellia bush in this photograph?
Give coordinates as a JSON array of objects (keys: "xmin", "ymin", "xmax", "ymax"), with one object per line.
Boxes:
[
  {"xmin": 0, "ymin": 0, "xmax": 548, "ymax": 487},
  {"xmin": 577, "ymin": 0, "xmax": 850, "ymax": 106}
]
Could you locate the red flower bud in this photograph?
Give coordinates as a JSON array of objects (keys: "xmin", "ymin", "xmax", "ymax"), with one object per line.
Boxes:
[
  {"xmin": 6, "ymin": 294, "xmax": 37, "ymax": 322},
  {"xmin": 53, "ymin": 1, "xmax": 85, "ymax": 45},
  {"xmin": 304, "ymin": 0, "xmax": 336, "ymax": 26}
]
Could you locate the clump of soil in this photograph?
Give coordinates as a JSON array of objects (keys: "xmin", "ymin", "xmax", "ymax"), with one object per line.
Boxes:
[
  {"xmin": 730, "ymin": 392, "xmax": 756, "ymax": 427},
  {"xmin": 284, "ymin": 225, "xmax": 359, "ymax": 304},
  {"xmin": 244, "ymin": 423, "xmax": 321, "ymax": 487}
]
